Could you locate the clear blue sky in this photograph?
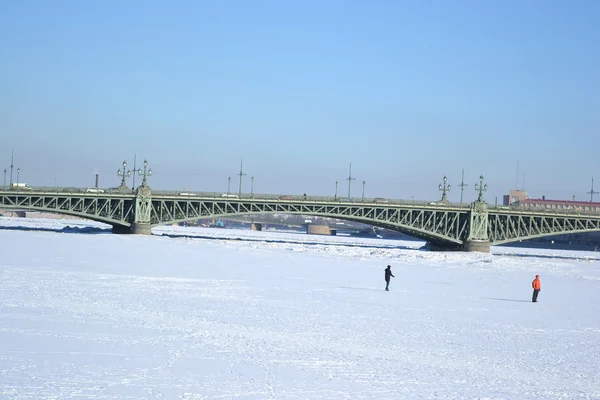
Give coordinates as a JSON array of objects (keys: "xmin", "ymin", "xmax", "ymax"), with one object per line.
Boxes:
[{"xmin": 1, "ymin": 0, "xmax": 599, "ymax": 202}]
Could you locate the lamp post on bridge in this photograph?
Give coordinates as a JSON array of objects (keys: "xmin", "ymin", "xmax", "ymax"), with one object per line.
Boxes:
[
  {"xmin": 117, "ymin": 160, "xmax": 131, "ymax": 190},
  {"xmin": 334, "ymin": 181, "xmax": 338, "ymax": 200},
  {"xmin": 227, "ymin": 177, "xmax": 231, "ymax": 194},
  {"xmin": 362, "ymin": 180, "xmax": 366, "ymax": 202},
  {"xmin": 3, "ymin": 169, "xmax": 6, "ymax": 189},
  {"xmin": 587, "ymin": 177, "xmax": 598, "ymax": 202},
  {"xmin": 251, "ymin": 176, "xmax": 254, "ymax": 198},
  {"xmin": 54, "ymin": 176, "xmax": 57, "ymax": 190},
  {"xmin": 458, "ymin": 168, "xmax": 468, "ymax": 204},
  {"xmin": 346, "ymin": 163, "xmax": 355, "ymax": 199},
  {"xmin": 16, "ymin": 168, "xmax": 20, "ymax": 191},
  {"xmin": 238, "ymin": 158, "xmax": 247, "ymax": 198},
  {"xmin": 438, "ymin": 175, "xmax": 451, "ymax": 202},
  {"xmin": 475, "ymin": 175, "xmax": 488, "ymax": 202},
  {"xmin": 137, "ymin": 160, "xmax": 152, "ymax": 187}
]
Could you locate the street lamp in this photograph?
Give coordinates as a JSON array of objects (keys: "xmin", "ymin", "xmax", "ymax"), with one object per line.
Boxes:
[
  {"xmin": 227, "ymin": 177, "xmax": 231, "ymax": 194},
  {"xmin": 438, "ymin": 175, "xmax": 451, "ymax": 202},
  {"xmin": 54, "ymin": 176, "xmax": 57, "ymax": 190},
  {"xmin": 474, "ymin": 175, "xmax": 488, "ymax": 202},
  {"xmin": 3, "ymin": 169, "xmax": 6, "ymax": 189},
  {"xmin": 362, "ymin": 180, "xmax": 366, "ymax": 202},
  {"xmin": 334, "ymin": 181, "xmax": 339, "ymax": 200},
  {"xmin": 137, "ymin": 159, "xmax": 152, "ymax": 187},
  {"xmin": 251, "ymin": 176, "xmax": 254, "ymax": 197},
  {"xmin": 16, "ymin": 168, "xmax": 20, "ymax": 191},
  {"xmin": 117, "ymin": 160, "xmax": 131, "ymax": 189}
]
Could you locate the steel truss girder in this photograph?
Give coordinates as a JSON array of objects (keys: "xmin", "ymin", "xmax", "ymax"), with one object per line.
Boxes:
[
  {"xmin": 148, "ymin": 199, "xmax": 470, "ymax": 245},
  {"xmin": 3, "ymin": 192, "xmax": 600, "ymax": 246},
  {"xmin": 488, "ymin": 211, "xmax": 600, "ymax": 245},
  {"xmin": 0, "ymin": 193, "xmax": 135, "ymax": 227}
]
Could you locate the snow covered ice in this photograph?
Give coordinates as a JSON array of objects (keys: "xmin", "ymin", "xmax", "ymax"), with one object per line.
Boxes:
[{"xmin": 1, "ymin": 217, "xmax": 599, "ymax": 399}]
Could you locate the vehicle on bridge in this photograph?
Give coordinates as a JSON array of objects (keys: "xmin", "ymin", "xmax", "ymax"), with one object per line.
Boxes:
[
  {"xmin": 10, "ymin": 183, "xmax": 32, "ymax": 191},
  {"xmin": 221, "ymin": 193, "xmax": 238, "ymax": 198},
  {"xmin": 86, "ymin": 188, "xmax": 105, "ymax": 193}
]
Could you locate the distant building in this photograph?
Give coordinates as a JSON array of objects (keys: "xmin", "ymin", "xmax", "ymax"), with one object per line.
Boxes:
[
  {"xmin": 501, "ymin": 190, "xmax": 600, "ymax": 249},
  {"xmin": 503, "ymin": 189, "xmax": 528, "ymax": 206},
  {"xmin": 516, "ymin": 198, "xmax": 600, "ymax": 213},
  {"xmin": 503, "ymin": 189, "xmax": 600, "ymax": 212}
]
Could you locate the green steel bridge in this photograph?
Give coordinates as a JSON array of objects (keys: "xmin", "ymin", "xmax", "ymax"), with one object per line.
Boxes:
[{"xmin": 2, "ymin": 183, "xmax": 600, "ymax": 252}]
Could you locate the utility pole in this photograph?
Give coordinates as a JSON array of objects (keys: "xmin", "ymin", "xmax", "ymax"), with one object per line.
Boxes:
[
  {"xmin": 132, "ymin": 154, "xmax": 137, "ymax": 189},
  {"xmin": 346, "ymin": 162, "xmax": 355, "ymax": 199},
  {"xmin": 458, "ymin": 168, "xmax": 468, "ymax": 204},
  {"xmin": 9, "ymin": 149, "xmax": 14, "ymax": 187},
  {"xmin": 238, "ymin": 158, "xmax": 246, "ymax": 197},
  {"xmin": 588, "ymin": 177, "xmax": 598, "ymax": 202}
]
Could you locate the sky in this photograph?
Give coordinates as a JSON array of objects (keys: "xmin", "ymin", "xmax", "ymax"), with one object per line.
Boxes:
[
  {"xmin": 1, "ymin": 217, "xmax": 599, "ymax": 398},
  {"xmin": 1, "ymin": 1, "xmax": 599, "ymax": 202}
]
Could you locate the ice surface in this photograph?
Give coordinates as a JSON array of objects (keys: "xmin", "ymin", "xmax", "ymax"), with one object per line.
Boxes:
[{"xmin": 1, "ymin": 217, "xmax": 599, "ymax": 399}]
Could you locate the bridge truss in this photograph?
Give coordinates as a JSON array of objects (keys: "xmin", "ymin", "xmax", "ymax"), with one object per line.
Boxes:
[{"xmin": 2, "ymin": 189, "xmax": 600, "ymax": 251}]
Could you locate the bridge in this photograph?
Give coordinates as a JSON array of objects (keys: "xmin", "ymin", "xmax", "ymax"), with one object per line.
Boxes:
[{"xmin": 2, "ymin": 180, "xmax": 600, "ymax": 253}]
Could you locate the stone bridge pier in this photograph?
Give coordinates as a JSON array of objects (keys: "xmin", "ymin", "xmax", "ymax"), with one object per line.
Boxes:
[
  {"xmin": 112, "ymin": 183, "xmax": 153, "ymax": 235},
  {"xmin": 462, "ymin": 200, "xmax": 490, "ymax": 253}
]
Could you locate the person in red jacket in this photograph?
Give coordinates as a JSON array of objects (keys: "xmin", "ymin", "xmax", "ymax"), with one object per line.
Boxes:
[{"xmin": 532, "ymin": 275, "xmax": 541, "ymax": 302}]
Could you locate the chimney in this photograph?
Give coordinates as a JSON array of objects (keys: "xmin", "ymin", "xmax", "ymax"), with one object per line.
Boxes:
[{"xmin": 95, "ymin": 174, "xmax": 99, "ymax": 188}]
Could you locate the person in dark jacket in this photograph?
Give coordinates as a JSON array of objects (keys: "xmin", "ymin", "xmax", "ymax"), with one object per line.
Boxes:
[{"xmin": 384, "ymin": 265, "xmax": 394, "ymax": 291}]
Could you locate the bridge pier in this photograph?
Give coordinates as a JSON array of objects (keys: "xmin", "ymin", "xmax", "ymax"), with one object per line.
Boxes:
[
  {"xmin": 463, "ymin": 240, "xmax": 491, "ymax": 253},
  {"xmin": 112, "ymin": 224, "xmax": 132, "ymax": 234},
  {"xmin": 132, "ymin": 223, "xmax": 152, "ymax": 235}
]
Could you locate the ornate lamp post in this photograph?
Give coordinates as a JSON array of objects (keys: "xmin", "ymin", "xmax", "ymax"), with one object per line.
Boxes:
[
  {"xmin": 117, "ymin": 160, "xmax": 131, "ymax": 189},
  {"xmin": 438, "ymin": 175, "xmax": 451, "ymax": 202},
  {"xmin": 137, "ymin": 159, "xmax": 152, "ymax": 187},
  {"xmin": 475, "ymin": 175, "xmax": 488, "ymax": 202}
]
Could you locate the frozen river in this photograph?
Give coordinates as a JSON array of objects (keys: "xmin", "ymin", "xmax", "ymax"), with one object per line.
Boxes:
[{"xmin": 1, "ymin": 217, "xmax": 599, "ymax": 399}]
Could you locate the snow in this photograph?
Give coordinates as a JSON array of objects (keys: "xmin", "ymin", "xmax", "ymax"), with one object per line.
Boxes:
[{"xmin": 1, "ymin": 216, "xmax": 599, "ymax": 399}]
